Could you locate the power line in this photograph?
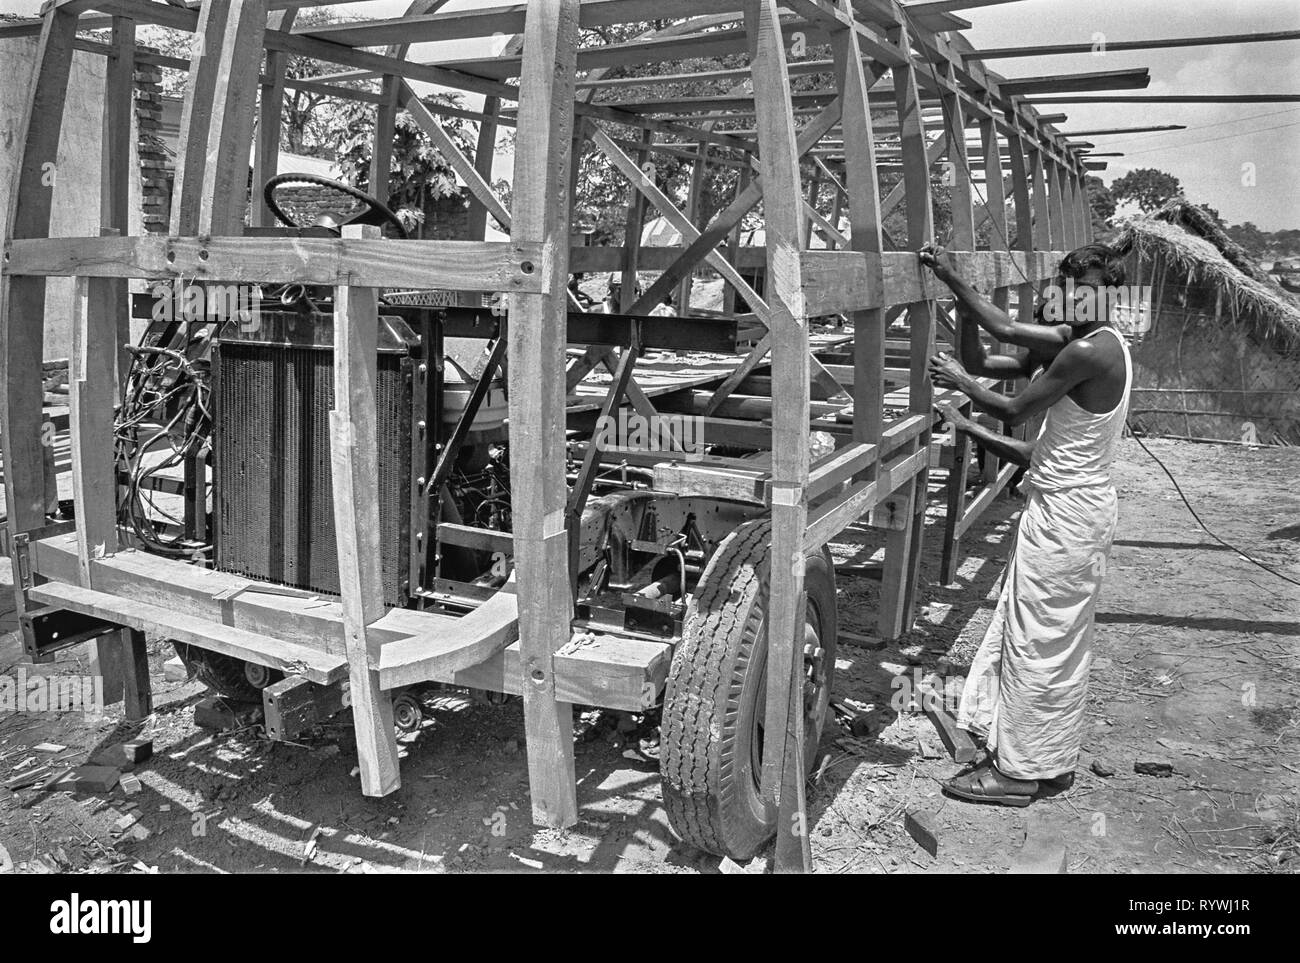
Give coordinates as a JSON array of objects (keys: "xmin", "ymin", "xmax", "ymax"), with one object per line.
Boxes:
[{"xmin": 1119, "ymin": 120, "xmax": 1300, "ymax": 157}]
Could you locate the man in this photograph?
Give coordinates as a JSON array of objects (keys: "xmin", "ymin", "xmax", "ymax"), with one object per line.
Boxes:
[
  {"xmin": 951, "ymin": 288, "xmax": 1064, "ymax": 490},
  {"xmin": 920, "ymin": 242, "xmax": 1133, "ymax": 806}
]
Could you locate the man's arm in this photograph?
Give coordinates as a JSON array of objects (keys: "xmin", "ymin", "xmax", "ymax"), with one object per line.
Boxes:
[
  {"xmin": 957, "ymin": 305, "xmax": 1038, "ymax": 379},
  {"xmin": 921, "ymin": 243, "xmax": 1070, "ymax": 356},
  {"xmin": 936, "ymin": 403, "xmax": 1034, "ymax": 468},
  {"xmin": 930, "ymin": 339, "xmax": 1103, "ymax": 426}
]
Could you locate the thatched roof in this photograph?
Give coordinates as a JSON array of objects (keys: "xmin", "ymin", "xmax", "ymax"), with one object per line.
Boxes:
[{"xmin": 1112, "ymin": 199, "xmax": 1300, "ymax": 348}]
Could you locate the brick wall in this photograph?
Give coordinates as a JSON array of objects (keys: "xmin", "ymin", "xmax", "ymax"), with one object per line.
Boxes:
[{"xmin": 134, "ymin": 53, "xmax": 170, "ymax": 234}]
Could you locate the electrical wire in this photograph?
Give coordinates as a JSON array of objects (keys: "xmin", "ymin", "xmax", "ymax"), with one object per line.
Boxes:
[{"xmin": 1127, "ymin": 429, "xmax": 1300, "ymax": 588}]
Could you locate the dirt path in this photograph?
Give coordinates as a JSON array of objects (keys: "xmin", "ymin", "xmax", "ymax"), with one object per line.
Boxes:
[{"xmin": 2, "ymin": 437, "xmax": 1296, "ymax": 874}]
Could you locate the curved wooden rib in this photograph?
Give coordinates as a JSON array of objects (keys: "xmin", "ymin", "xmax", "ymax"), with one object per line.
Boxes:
[{"xmin": 377, "ymin": 578, "xmax": 519, "ymax": 690}]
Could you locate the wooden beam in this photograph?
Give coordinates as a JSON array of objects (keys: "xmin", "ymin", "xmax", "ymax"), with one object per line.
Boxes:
[
  {"xmin": 252, "ymin": 7, "xmax": 296, "ymax": 227},
  {"xmin": 966, "ymin": 28, "xmax": 1300, "ymax": 60},
  {"xmin": 1028, "ymin": 94, "xmax": 1300, "ymax": 104},
  {"xmin": 507, "ymin": 0, "xmax": 581, "ymax": 831},
  {"xmin": 100, "ymin": 17, "xmax": 134, "ymax": 388},
  {"xmin": 69, "ymin": 275, "xmax": 119, "ymax": 590},
  {"xmin": 331, "ymin": 224, "xmax": 401, "ymax": 798},
  {"xmin": 746, "ymin": 0, "xmax": 812, "ymax": 876},
  {"xmin": 3, "ymin": 236, "xmax": 544, "ymax": 291},
  {"xmin": 878, "ymin": 13, "xmax": 935, "ymax": 641},
  {"xmin": 832, "ymin": 0, "xmax": 887, "ymax": 510},
  {"xmin": 2, "ymin": 6, "xmax": 78, "ymax": 552}
]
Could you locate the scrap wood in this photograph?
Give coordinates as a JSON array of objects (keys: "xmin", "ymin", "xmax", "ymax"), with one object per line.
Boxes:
[{"xmin": 920, "ymin": 687, "xmax": 978, "ymax": 764}]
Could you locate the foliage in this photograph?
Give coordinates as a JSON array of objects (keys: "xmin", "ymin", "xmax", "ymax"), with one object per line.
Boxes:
[{"xmin": 1110, "ymin": 167, "xmax": 1182, "ymax": 214}]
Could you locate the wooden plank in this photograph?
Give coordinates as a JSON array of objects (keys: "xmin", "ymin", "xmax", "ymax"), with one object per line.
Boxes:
[
  {"xmin": 878, "ymin": 13, "xmax": 935, "ymax": 640},
  {"xmin": 100, "ymin": 16, "xmax": 134, "ymax": 388},
  {"xmin": 798, "ymin": 249, "xmax": 1064, "ymax": 315},
  {"xmin": 169, "ymin": 0, "xmax": 229, "ymax": 235},
  {"xmin": 28, "ymin": 581, "xmax": 347, "ymax": 684},
  {"xmin": 120, "ymin": 628, "xmax": 153, "ymax": 721},
  {"xmin": 3, "ymin": 236, "xmax": 545, "ymax": 291},
  {"xmin": 30, "ymin": 533, "xmax": 460, "ymax": 657},
  {"xmin": 69, "ymin": 276, "xmax": 119, "ymax": 590},
  {"xmin": 746, "ymin": 0, "xmax": 811, "ymax": 875},
  {"xmin": 1, "ymin": 6, "xmax": 78, "ymax": 544},
  {"xmin": 1004, "ymin": 128, "xmax": 1036, "ymax": 321},
  {"xmin": 803, "ymin": 447, "xmax": 927, "ymax": 551},
  {"xmin": 198, "ymin": 0, "xmax": 268, "ymax": 234},
  {"xmin": 331, "ymin": 224, "xmax": 400, "ymax": 797},
  {"xmin": 378, "ymin": 580, "xmax": 518, "ymax": 689},
  {"xmin": 251, "ymin": 8, "xmax": 296, "ymax": 227},
  {"xmin": 830, "ymin": 6, "xmax": 887, "ymax": 520},
  {"xmin": 507, "ymin": 0, "xmax": 581, "ymax": 830},
  {"xmin": 399, "ymin": 82, "xmax": 512, "ymax": 231},
  {"xmin": 369, "ymin": 75, "xmax": 399, "ymax": 208},
  {"xmin": 966, "ymin": 28, "xmax": 1300, "ymax": 59},
  {"xmin": 445, "ymin": 633, "xmax": 672, "ymax": 712}
]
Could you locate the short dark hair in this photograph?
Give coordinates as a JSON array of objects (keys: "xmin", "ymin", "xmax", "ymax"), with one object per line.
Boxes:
[{"xmin": 1059, "ymin": 243, "xmax": 1126, "ymax": 287}]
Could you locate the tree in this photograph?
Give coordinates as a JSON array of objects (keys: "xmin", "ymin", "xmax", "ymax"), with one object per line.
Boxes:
[
  {"xmin": 1084, "ymin": 175, "xmax": 1116, "ymax": 238},
  {"xmin": 1110, "ymin": 167, "xmax": 1181, "ymax": 214}
]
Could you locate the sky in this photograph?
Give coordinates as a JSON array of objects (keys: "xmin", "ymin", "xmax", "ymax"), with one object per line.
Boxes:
[{"xmin": 2, "ymin": 0, "xmax": 1296, "ymax": 229}]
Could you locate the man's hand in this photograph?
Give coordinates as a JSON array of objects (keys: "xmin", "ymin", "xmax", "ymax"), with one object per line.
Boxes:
[
  {"xmin": 929, "ymin": 351, "xmax": 970, "ymax": 391},
  {"xmin": 934, "ymin": 401, "xmax": 970, "ymax": 433},
  {"xmin": 919, "ymin": 242, "xmax": 958, "ymax": 284}
]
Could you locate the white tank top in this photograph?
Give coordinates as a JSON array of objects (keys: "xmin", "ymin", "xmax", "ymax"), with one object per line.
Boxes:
[{"xmin": 1025, "ymin": 327, "xmax": 1132, "ymax": 492}]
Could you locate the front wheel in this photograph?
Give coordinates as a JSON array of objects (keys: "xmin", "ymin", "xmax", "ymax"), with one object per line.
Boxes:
[{"xmin": 660, "ymin": 519, "xmax": 837, "ymax": 860}]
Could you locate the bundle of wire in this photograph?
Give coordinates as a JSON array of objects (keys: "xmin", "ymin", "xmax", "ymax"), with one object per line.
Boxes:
[{"xmin": 115, "ymin": 344, "xmax": 212, "ymax": 559}]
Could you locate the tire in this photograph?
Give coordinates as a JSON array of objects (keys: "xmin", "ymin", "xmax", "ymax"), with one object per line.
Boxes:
[
  {"xmin": 660, "ymin": 518, "xmax": 838, "ymax": 860},
  {"xmin": 173, "ymin": 642, "xmax": 282, "ymax": 702}
]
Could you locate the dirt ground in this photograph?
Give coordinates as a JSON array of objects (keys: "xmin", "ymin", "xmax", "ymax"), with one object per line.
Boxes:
[{"xmin": 1, "ymin": 436, "xmax": 1296, "ymax": 874}]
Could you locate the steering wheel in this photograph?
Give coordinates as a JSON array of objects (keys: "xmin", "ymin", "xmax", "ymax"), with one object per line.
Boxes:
[{"xmin": 262, "ymin": 173, "xmax": 408, "ymax": 239}]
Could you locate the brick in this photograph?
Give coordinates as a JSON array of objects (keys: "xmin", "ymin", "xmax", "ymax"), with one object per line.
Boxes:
[
  {"xmin": 1134, "ymin": 760, "xmax": 1174, "ymax": 777},
  {"xmin": 123, "ymin": 738, "xmax": 153, "ymax": 764},
  {"xmin": 66, "ymin": 766, "xmax": 120, "ymax": 794},
  {"xmin": 904, "ymin": 809, "xmax": 939, "ymax": 856},
  {"xmin": 163, "ymin": 656, "xmax": 188, "ymax": 682}
]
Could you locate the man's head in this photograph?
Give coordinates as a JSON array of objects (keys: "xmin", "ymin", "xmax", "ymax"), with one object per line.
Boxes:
[{"xmin": 1055, "ymin": 244, "xmax": 1126, "ymax": 326}]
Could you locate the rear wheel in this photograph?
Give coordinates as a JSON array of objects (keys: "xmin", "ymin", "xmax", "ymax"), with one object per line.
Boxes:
[
  {"xmin": 173, "ymin": 642, "xmax": 283, "ymax": 702},
  {"xmin": 660, "ymin": 519, "xmax": 837, "ymax": 860}
]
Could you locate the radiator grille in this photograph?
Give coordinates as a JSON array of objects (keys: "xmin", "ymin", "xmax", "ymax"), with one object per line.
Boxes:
[{"xmin": 213, "ymin": 339, "xmax": 412, "ymax": 607}]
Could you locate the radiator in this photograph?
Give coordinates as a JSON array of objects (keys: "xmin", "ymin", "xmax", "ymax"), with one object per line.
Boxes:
[{"xmin": 212, "ymin": 312, "xmax": 425, "ymax": 608}]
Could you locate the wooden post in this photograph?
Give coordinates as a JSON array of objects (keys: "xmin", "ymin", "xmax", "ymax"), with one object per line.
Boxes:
[
  {"xmin": 101, "ymin": 16, "xmax": 135, "ymax": 389},
  {"xmin": 831, "ymin": 3, "xmax": 886, "ymax": 493},
  {"xmin": 1046, "ymin": 158, "xmax": 1067, "ymax": 253},
  {"xmin": 1004, "ymin": 123, "xmax": 1036, "ymax": 322},
  {"xmin": 508, "ymin": 0, "xmax": 581, "ymax": 829},
  {"xmin": 878, "ymin": 16, "xmax": 936, "ymax": 640},
  {"xmin": 678, "ymin": 140, "xmax": 708, "ymax": 312},
  {"xmin": 723, "ymin": 164, "xmax": 752, "ymax": 316},
  {"xmin": 1, "ymin": 7, "xmax": 78, "ymax": 627},
  {"xmin": 251, "ymin": 8, "xmax": 296, "ymax": 228},
  {"xmin": 71, "ymin": 270, "xmax": 124, "ymax": 706},
  {"xmin": 370, "ymin": 75, "xmax": 399, "ymax": 207},
  {"xmin": 332, "ymin": 224, "xmax": 401, "ymax": 797},
  {"xmin": 621, "ymin": 129, "xmax": 653, "ymax": 310},
  {"xmin": 1028, "ymin": 145, "xmax": 1052, "ymax": 254},
  {"xmin": 747, "ymin": 0, "xmax": 812, "ymax": 874}
]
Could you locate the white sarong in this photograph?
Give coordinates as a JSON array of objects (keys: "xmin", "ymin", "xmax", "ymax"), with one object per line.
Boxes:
[{"xmin": 956, "ymin": 482, "xmax": 1118, "ymax": 780}]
